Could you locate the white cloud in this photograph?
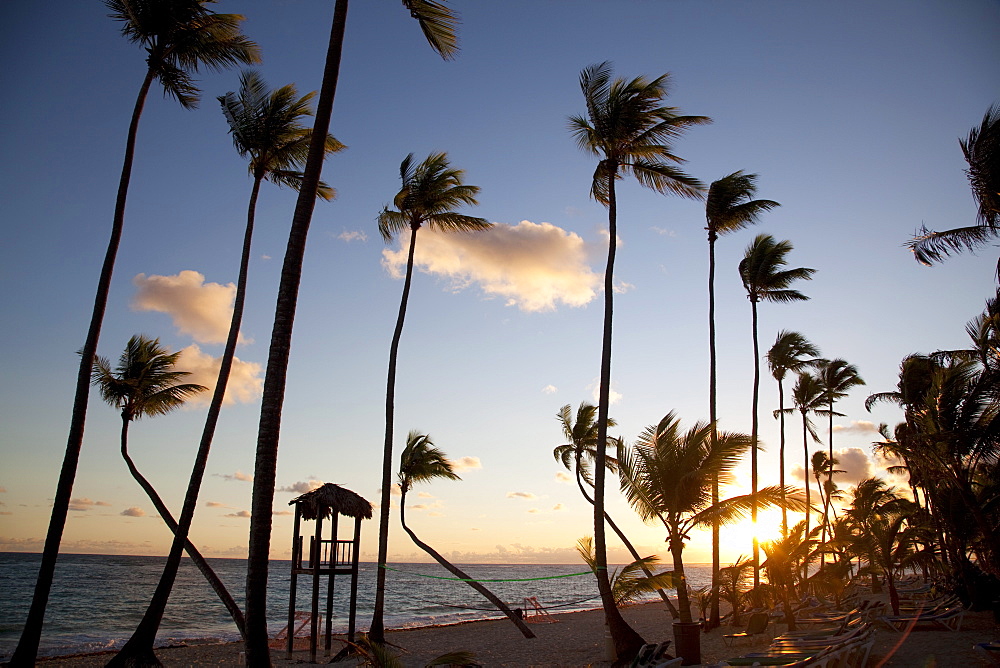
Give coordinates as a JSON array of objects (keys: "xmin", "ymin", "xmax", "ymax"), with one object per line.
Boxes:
[
  {"xmin": 834, "ymin": 447, "xmax": 875, "ymax": 484},
  {"xmin": 215, "ymin": 470, "xmax": 254, "ymax": 483},
  {"xmin": 121, "ymin": 507, "xmax": 145, "ymax": 517},
  {"xmin": 381, "ymin": 221, "xmax": 601, "ymax": 312},
  {"xmin": 832, "ymin": 421, "xmax": 879, "ymax": 435},
  {"xmin": 278, "ymin": 480, "xmax": 324, "ymax": 494},
  {"xmin": 542, "ymin": 384, "xmax": 558, "ymax": 395},
  {"xmin": 225, "ymin": 510, "xmax": 251, "ymax": 518},
  {"xmin": 338, "ymin": 230, "xmax": 368, "ymax": 243},
  {"xmin": 555, "ymin": 471, "xmax": 572, "ymax": 483},
  {"xmin": 451, "ymin": 456, "xmax": 482, "ymax": 472},
  {"xmin": 132, "ymin": 271, "xmax": 245, "ymax": 345},
  {"xmin": 589, "ymin": 379, "xmax": 622, "ymax": 405},
  {"xmin": 69, "ymin": 498, "xmax": 111, "ymax": 511},
  {"xmin": 417, "ymin": 492, "xmax": 435, "ymax": 499},
  {"xmin": 650, "ymin": 227, "xmax": 677, "ymax": 237},
  {"xmin": 553, "ymin": 504, "xmax": 564, "ymax": 511},
  {"xmin": 507, "ymin": 491, "xmax": 537, "ymax": 500},
  {"xmin": 176, "ymin": 345, "xmax": 263, "ymax": 406}
]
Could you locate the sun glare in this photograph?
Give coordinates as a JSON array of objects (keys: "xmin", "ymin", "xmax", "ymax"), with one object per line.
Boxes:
[{"xmin": 721, "ymin": 508, "xmax": 786, "ymax": 561}]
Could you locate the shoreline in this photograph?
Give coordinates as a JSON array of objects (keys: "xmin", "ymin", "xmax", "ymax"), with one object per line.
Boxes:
[{"xmin": 24, "ymin": 599, "xmax": 999, "ymax": 667}]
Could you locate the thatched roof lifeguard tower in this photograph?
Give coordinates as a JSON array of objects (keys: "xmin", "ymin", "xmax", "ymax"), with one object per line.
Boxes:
[{"xmin": 286, "ymin": 483, "xmax": 372, "ymax": 662}]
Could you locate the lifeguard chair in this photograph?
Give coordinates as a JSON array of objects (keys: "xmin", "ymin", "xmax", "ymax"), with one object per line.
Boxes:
[{"xmin": 286, "ymin": 483, "xmax": 372, "ymax": 662}]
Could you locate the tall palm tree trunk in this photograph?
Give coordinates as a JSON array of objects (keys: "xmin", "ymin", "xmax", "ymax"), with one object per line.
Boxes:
[
  {"xmin": 110, "ymin": 175, "xmax": 262, "ymax": 666},
  {"xmin": 370, "ymin": 226, "xmax": 418, "ymax": 643},
  {"xmin": 778, "ymin": 379, "xmax": 787, "ymax": 538},
  {"xmin": 245, "ymin": 3, "xmax": 347, "ymax": 665},
  {"xmin": 115, "ymin": 417, "xmax": 247, "ymax": 643},
  {"xmin": 669, "ymin": 539, "xmax": 693, "ymax": 624},
  {"xmin": 10, "ymin": 68, "xmax": 156, "ymax": 668},
  {"xmin": 594, "ymin": 169, "xmax": 646, "ymax": 659},
  {"xmin": 399, "ymin": 494, "xmax": 535, "ymax": 638},
  {"xmin": 801, "ymin": 410, "xmax": 811, "ymax": 582},
  {"xmin": 750, "ymin": 299, "xmax": 761, "ymax": 588},
  {"xmin": 574, "ymin": 469, "xmax": 679, "ymax": 618},
  {"xmin": 707, "ymin": 233, "xmax": 722, "ymax": 629}
]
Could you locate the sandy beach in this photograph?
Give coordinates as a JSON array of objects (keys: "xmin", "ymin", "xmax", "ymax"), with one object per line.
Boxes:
[{"xmin": 32, "ymin": 599, "xmax": 999, "ymax": 667}]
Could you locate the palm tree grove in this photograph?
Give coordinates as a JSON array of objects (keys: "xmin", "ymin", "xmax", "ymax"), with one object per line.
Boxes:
[{"xmin": 4, "ymin": 2, "xmax": 998, "ymax": 667}]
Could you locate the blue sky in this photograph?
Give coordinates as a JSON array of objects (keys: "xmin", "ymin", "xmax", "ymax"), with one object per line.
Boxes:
[{"xmin": 1, "ymin": 0, "xmax": 998, "ymax": 566}]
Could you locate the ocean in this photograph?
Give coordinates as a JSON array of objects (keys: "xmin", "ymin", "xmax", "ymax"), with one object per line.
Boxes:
[{"xmin": 0, "ymin": 552, "xmax": 711, "ymax": 660}]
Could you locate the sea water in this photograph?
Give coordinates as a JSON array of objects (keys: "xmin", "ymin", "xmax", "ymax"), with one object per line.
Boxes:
[{"xmin": 0, "ymin": 553, "xmax": 711, "ymax": 660}]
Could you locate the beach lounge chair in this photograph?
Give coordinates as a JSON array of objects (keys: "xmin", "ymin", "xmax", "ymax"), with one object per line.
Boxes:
[
  {"xmin": 629, "ymin": 641, "xmax": 673, "ymax": 668},
  {"xmin": 878, "ymin": 605, "xmax": 965, "ymax": 632},
  {"xmin": 724, "ymin": 612, "xmax": 770, "ymax": 646}
]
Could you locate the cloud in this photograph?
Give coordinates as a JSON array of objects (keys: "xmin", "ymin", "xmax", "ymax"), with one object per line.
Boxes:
[
  {"xmin": 338, "ymin": 230, "xmax": 368, "ymax": 243},
  {"xmin": 555, "ymin": 471, "xmax": 572, "ymax": 483},
  {"xmin": 381, "ymin": 221, "xmax": 601, "ymax": 312},
  {"xmin": 553, "ymin": 504, "xmax": 564, "ymax": 511},
  {"xmin": 69, "ymin": 498, "xmax": 112, "ymax": 511},
  {"xmin": 215, "ymin": 470, "xmax": 254, "ymax": 483},
  {"xmin": 121, "ymin": 507, "xmax": 145, "ymax": 517},
  {"xmin": 834, "ymin": 447, "xmax": 875, "ymax": 484},
  {"xmin": 0, "ymin": 487, "xmax": 6, "ymax": 492},
  {"xmin": 205, "ymin": 501, "xmax": 230, "ymax": 508},
  {"xmin": 278, "ymin": 480, "xmax": 324, "ymax": 494},
  {"xmin": 451, "ymin": 456, "xmax": 482, "ymax": 472},
  {"xmin": 417, "ymin": 491, "xmax": 435, "ymax": 499},
  {"xmin": 832, "ymin": 421, "xmax": 879, "ymax": 435},
  {"xmin": 589, "ymin": 379, "xmax": 622, "ymax": 405},
  {"xmin": 650, "ymin": 227, "xmax": 677, "ymax": 237},
  {"xmin": 507, "ymin": 491, "xmax": 537, "ymax": 500},
  {"xmin": 176, "ymin": 345, "xmax": 262, "ymax": 406},
  {"xmin": 528, "ymin": 508, "xmax": 540, "ymax": 514},
  {"xmin": 132, "ymin": 271, "xmax": 245, "ymax": 345},
  {"xmin": 542, "ymin": 384, "xmax": 558, "ymax": 394},
  {"xmin": 225, "ymin": 510, "xmax": 251, "ymax": 518}
]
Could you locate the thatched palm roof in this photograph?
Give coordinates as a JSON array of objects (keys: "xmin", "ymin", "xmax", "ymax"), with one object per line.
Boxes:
[{"xmin": 290, "ymin": 483, "xmax": 373, "ymax": 521}]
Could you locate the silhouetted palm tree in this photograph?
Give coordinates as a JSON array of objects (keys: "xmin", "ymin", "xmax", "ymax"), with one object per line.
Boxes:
[
  {"xmin": 704, "ymin": 171, "xmax": 778, "ymax": 627},
  {"xmin": 245, "ymin": 3, "xmax": 459, "ymax": 661},
  {"xmin": 767, "ymin": 331, "xmax": 820, "ymax": 537},
  {"xmin": 397, "ymin": 431, "xmax": 534, "ymax": 638},
  {"xmin": 12, "ymin": 5, "xmax": 258, "ymax": 663},
  {"xmin": 575, "ymin": 536, "xmax": 676, "ymax": 606},
  {"xmin": 554, "ymin": 403, "xmax": 679, "ymax": 617},
  {"xmin": 816, "ymin": 358, "xmax": 864, "ymax": 534},
  {"xmin": 908, "ymin": 104, "xmax": 1000, "ymax": 275},
  {"xmin": 373, "ymin": 151, "xmax": 489, "ymax": 639},
  {"xmin": 111, "ymin": 72, "xmax": 345, "ymax": 666},
  {"xmin": 569, "ymin": 60, "xmax": 709, "ymax": 658},
  {"xmin": 618, "ymin": 412, "xmax": 804, "ymax": 625},
  {"xmin": 739, "ymin": 234, "xmax": 815, "ymax": 585}
]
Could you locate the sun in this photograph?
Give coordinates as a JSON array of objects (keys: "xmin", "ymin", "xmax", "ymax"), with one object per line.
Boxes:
[{"xmin": 719, "ymin": 508, "xmax": 787, "ymax": 563}]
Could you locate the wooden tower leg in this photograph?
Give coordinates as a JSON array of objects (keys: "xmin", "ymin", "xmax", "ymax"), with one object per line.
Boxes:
[
  {"xmin": 348, "ymin": 517, "xmax": 362, "ymax": 643},
  {"xmin": 310, "ymin": 514, "xmax": 323, "ymax": 664},
  {"xmin": 287, "ymin": 507, "xmax": 302, "ymax": 659}
]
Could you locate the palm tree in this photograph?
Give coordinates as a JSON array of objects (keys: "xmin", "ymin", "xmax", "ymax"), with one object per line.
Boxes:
[
  {"xmin": 767, "ymin": 331, "xmax": 820, "ymax": 538},
  {"xmin": 397, "ymin": 431, "xmax": 534, "ymax": 638},
  {"xmin": 372, "ymin": 151, "xmax": 489, "ymax": 640},
  {"xmin": 245, "ymin": 4, "xmax": 459, "ymax": 663},
  {"xmin": 739, "ymin": 234, "xmax": 815, "ymax": 585},
  {"xmin": 781, "ymin": 372, "xmax": 827, "ymax": 573},
  {"xmin": 569, "ymin": 60, "xmax": 709, "ymax": 659},
  {"xmin": 716, "ymin": 557, "xmax": 752, "ymax": 627},
  {"xmin": 810, "ymin": 451, "xmax": 844, "ymax": 565},
  {"xmin": 908, "ymin": 104, "xmax": 1000, "ymax": 274},
  {"xmin": 618, "ymin": 412, "xmax": 804, "ymax": 626},
  {"xmin": 704, "ymin": 171, "xmax": 779, "ymax": 627},
  {"xmin": 816, "ymin": 358, "xmax": 864, "ymax": 533},
  {"xmin": 575, "ymin": 537, "xmax": 676, "ymax": 606},
  {"xmin": 109, "ymin": 72, "xmax": 345, "ymax": 666},
  {"xmin": 554, "ymin": 403, "xmax": 679, "ymax": 617},
  {"xmin": 12, "ymin": 5, "xmax": 258, "ymax": 664}
]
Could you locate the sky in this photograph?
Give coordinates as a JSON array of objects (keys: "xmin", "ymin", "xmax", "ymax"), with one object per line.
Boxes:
[{"xmin": 1, "ymin": 0, "xmax": 998, "ymax": 568}]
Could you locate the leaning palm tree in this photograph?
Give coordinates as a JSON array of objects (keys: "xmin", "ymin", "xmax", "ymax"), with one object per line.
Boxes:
[
  {"xmin": 618, "ymin": 412, "xmax": 805, "ymax": 626},
  {"xmin": 569, "ymin": 60, "xmax": 709, "ymax": 659},
  {"xmin": 739, "ymin": 234, "xmax": 815, "ymax": 585},
  {"xmin": 372, "ymin": 152, "xmax": 489, "ymax": 640},
  {"xmin": 907, "ymin": 103, "xmax": 1000, "ymax": 275},
  {"xmin": 110, "ymin": 72, "xmax": 345, "ymax": 667},
  {"xmin": 397, "ymin": 431, "xmax": 534, "ymax": 638},
  {"xmin": 13, "ymin": 5, "xmax": 258, "ymax": 664},
  {"xmin": 245, "ymin": 4, "xmax": 460, "ymax": 661},
  {"xmin": 767, "ymin": 331, "xmax": 820, "ymax": 537},
  {"xmin": 554, "ymin": 403, "xmax": 679, "ymax": 617},
  {"xmin": 816, "ymin": 358, "xmax": 864, "ymax": 533},
  {"xmin": 704, "ymin": 171, "xmax": 779, "ymax": 627}
]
